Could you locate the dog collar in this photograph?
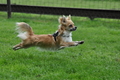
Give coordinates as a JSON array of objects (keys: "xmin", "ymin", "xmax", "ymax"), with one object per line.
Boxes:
[
  {"xmin": 52, "ymin": 31, "xmax": 59, "ymax": 41},
  {"xmin": 62, "ymin": 36, "xmax": 70, "ymax": 37}
]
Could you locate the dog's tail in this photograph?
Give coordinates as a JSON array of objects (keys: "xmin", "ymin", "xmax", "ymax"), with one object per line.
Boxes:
[{"xmin": 16, "ymin": 22, "xmax": 34, "ymax": 40}]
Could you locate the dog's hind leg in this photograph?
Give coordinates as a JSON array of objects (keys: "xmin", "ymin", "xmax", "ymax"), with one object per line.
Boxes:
[
  {"xmin": 13, "ymin": 42, "xmax": 26, "ymax": 50},
  {"xmin": 13, "ymin": 41, "xmax": 31, "ymax": 50}
]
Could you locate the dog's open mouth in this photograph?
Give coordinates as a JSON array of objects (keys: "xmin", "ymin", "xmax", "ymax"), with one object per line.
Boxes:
[{"xmin": 70, "ymin": 27, "xmax": 77, "ymax": 31}]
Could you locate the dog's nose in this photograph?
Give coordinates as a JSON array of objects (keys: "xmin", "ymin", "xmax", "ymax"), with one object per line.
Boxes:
[
  {"xmin": 70, "ymin": 26, "xmax": 77, "ymax": 31},
  {"xmin": 75, "ymin": 26, "xmax": 77, "ymax": 29},
  {"xmin": 73, "ymin": 26, "xmax": 77, "ymax": 30}
]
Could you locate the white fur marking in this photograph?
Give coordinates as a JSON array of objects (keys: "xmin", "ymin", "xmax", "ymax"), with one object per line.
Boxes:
[{"xmin": 62, "ymin": 31, "xmax": 72, "ymax": 42}]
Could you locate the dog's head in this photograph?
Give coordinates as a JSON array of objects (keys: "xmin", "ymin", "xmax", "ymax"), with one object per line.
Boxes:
[{"xmin": 58, "ymin": 15, "xmax": 77, "ymax": 31}]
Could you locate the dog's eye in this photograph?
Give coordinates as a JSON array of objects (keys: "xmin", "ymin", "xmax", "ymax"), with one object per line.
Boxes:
[{"xmin": 69, "ymin": 25, "xmax": 72, "ymax": 27}]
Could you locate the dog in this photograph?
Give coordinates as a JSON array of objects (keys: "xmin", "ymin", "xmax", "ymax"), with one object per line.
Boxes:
[{"xmin": 13, "ymin": 15, "xmax": 84, "ymax": 51}]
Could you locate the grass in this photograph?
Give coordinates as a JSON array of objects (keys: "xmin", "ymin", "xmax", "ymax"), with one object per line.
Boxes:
[
  {"xmin": 0, "ymin": 0, "xmax": 120, "ymax": 10},
  {"xmin": 0, "ymin": 12, "xmax": 120, "ymax": 80}
]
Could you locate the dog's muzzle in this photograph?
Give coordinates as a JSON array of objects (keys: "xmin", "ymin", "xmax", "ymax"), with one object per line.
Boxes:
[{"xmin": 70, "ymin": 26, "xmax": 77, "ymax": 31}]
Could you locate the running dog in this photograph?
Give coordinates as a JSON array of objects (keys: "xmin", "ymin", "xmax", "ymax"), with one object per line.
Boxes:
[{"xmin": 13, "ymin": 15, "xmax": 84, "ymax": 50}]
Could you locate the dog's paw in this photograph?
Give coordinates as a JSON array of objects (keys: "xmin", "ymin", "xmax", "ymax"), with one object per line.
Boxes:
[
  {"xmin": 75, "ymin": 41, "xmax": 84, "ymax": 45},
  {"xmin": 13, "ymin": 46, "xmax": 21, "ymax": 50},
  {"xmin": 58, "ymin": 46, "xmax": 66, "ymax": 50},
  {"xmin": 78, "ymin": 41, "xmax": 84, "ymax": 44}
]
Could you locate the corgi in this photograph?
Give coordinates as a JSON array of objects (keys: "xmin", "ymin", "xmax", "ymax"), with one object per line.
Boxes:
[{"xmin": 13, "ymin": 15, "xmax": 84, "ymax": 50}]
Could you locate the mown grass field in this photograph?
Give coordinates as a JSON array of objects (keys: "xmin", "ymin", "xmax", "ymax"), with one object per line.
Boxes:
[
  {"xmin": 0, "ymin": 12, "xmax": 120, "ymax": 80},
  {"xmin": 1, "ymin": 0, "xmax": 120, "ymax": 9}
]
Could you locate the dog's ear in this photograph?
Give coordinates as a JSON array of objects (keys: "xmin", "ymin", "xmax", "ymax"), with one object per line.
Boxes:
[
  {"xmin": 62, "ymin": 15, "xmax": 66, "ymax": 23},
  {"xmin": 58, "ymin": 15, "xmax": 66, "ymax": 24},
  {"xmin": 67, "ymin": 15, "xmax": 71, "ymax": 20}
]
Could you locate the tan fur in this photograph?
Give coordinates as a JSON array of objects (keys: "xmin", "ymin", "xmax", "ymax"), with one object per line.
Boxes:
[{"xmin": 13, "ymin": 15, "xmax": 84, "ymax": 50}]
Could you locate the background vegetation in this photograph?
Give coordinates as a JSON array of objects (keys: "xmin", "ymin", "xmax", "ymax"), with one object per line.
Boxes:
[{"xmin": 0, "ymin": 0, "xmax": 120, "ymax": 9}]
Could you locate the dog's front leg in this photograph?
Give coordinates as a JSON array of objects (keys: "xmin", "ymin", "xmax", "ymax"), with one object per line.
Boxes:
[
  {"xmin": 59, "ymin": 41, "xmax": 80, "ymax": 49},
  {"xmin": 59, "ymin": 42, "xmax": 77, "ymax": 49},
  {"xmin": 59, "ymin": 41, "xmax": 84, "ymax": 49},
  {"xmin": 63, "ymin": 41, "xmax": 84, "ymax": 47}
]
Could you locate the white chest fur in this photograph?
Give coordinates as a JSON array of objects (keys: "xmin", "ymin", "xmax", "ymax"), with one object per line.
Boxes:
[{"xmin": 62, "ymin": 31, "xmax": 73, "ymax": 42}]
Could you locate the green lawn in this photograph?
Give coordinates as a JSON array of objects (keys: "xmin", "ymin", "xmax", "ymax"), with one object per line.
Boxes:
[
  {"xmin": 0, "ymin": 0, "xmax": 120, "ymax": 10},
  {"xmin": 0, "ymin": 12, "xmax": 120, "ymax": 80}
]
